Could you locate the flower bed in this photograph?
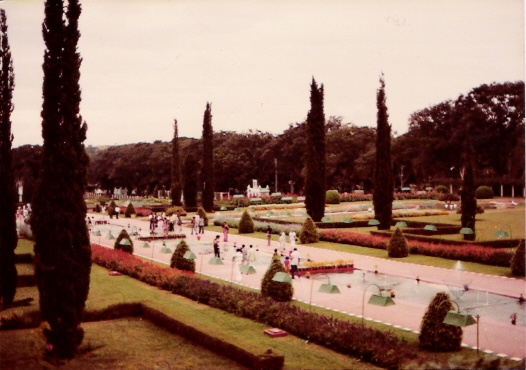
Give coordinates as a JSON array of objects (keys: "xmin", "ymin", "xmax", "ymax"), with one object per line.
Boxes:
[
  {"xmin": 91, "ymin": 245, "xmax": 418, "ymax": 369},
  {"xmin": 319, "ymin": 229, "xmax": 513, "ymax": 267},
  {"xmin": 137, "ymin": 234, "xmax": 186, "ymax": 241}
]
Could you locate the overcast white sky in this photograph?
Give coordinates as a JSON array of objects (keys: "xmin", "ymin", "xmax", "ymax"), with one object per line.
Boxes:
[{"xmin": 1, "ymin": 0, "xmax": 524, "ymax": 147}]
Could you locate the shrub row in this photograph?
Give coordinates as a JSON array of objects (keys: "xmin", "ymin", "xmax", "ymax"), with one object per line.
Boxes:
[
  {"xmin": 214, "ymin": 216, "xmax": 302, "ymax": 236},
  {"xmin": 338, "ymin": 192, "xmax": 442, "ymax": 203},
  {"xmin": 319, "ymin": 229, "xmax": 514, "ymax": 267},
  {"xmin": 219, "ymin": 196, "xmax": 299, "ymax": 208},
  {"xmin": 91, "ymin": 245, "xmax": 418, "ymax": 369}
]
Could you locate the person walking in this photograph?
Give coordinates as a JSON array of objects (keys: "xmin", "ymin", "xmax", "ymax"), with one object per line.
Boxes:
[
  {"xmin": 198, "ymin": 217, "xmax": 205, "ymax": 234},
  {"xmin": 222, "ymin": 222, "xmax": 230, "ymax": 242},
  {"xmin": 247, "ymin": 245, "xmax": 256, "ymax": 267},
  {"xmin": 233, "ymin": 248, "xmax": 243, "ymax": 282},
  {"xmin": 289, "ymin": 230, "xmax": 296, "ymax": 249},
  {"xmin": 190, "ymin": 216, "xmax": 196, "ymax": 235},
  {"xmin": 177, "ymin": 214, "xmax": 183, "ymax": 232},
  {"xmin": 266, "ymin": 225, "xmax": 272, "ymax": 246},
  {"xmin": 162, "ymin": 217, "xmax": 168, "ymax": 236},
  {"xmin": 241, "ymin": 244, "xmax": 248, "ymax": 264},
  {"xmin": 213, "ymin": 235, "xmax": 221, "ymax": 258},
  {"xmin": 284, "ymin": 256, "xmax": 291, "ymax": 273},
  {"xmin": 279, "ymin": 231, "xmax": 286, "ymax": 251},
  {"xmin": 290, "ymin": 247, "xmax": 300, "ymax": 279},
  {"xmin": 115, "ymin": 206, "xmax": 120, "ymax": 219}
]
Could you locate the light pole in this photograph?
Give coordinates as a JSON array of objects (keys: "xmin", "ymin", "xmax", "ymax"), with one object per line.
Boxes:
[
  {"xmin": 309, "ymin": 273, "xmax": 340, "ymax": 310},
  {"xmin": 436, "ymin": 299, "xmax": 479, "ymax": 356}
]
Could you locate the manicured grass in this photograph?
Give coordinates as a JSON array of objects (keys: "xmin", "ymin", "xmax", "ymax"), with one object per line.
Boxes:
[{"xmin": 0, "ymin": 318, "xmax": 247, "ymax": 370}]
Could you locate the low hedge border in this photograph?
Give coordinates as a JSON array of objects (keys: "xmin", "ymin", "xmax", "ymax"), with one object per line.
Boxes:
[
  {"xmin": 91, "ymin": 245, "xmax": 418, "ymax": 369},
  {"xmin": 0, "ymin": 302, "xmax": 283, "ymax": 370},
  {"xmin": 14, "ymin": 253, "xmax": 33, "ymax": 263}
]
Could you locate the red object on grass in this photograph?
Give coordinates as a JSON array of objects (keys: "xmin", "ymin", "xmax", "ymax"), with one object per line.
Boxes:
[{"xmin": 264, "ymin": 328, "xmax": 287, "ymax": 337}]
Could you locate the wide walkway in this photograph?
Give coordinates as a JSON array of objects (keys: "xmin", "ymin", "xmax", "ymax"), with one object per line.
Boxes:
[{"xmin": 88, "ymin": 213, "xmax": 526, "ymax": 359}]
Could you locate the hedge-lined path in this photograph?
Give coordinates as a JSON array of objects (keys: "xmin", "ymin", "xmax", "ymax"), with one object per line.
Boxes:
[{"xmin": 88, "ymin": 213, "xmax": 526, "ymax": 359}]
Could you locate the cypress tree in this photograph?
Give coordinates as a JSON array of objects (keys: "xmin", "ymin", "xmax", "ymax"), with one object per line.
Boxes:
[
  {"xmin": 0, "ymin": 9, "xmax": 18, "ymax": 306},
  {"xmin": 461, "ymin": 160, "xmax": 476, "ymax": 240},
  {"xmin": 183, "ymin": 154, "xmax": 197, "ymax": 208},
  {"xmin": 304, "ymin": 78, "xmax": 326, "ymax": 222},
  {"xmin": 30, "ymin": 0, "xmax": 91, "ymax": 358},
  {"xmin": 170, "ymin": 119, "xmax": 182, "ymax": 206},
  {"xmin": 201, "ymin": 102, "xmax": 215, "ymax": 212},
  {"xmin": 373, "ymin": 74, "xmax": 393, "ymax": 230}
]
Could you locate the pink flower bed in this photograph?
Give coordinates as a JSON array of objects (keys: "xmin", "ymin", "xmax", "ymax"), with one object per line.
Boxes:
[{"xmin": 319, "ymin": 229, "xmax": 512, "ymax": 267}]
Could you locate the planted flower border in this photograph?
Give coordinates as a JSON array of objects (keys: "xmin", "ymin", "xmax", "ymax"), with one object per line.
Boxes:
[
  {"xmin": 137, "ymin": 234, "xmax": 186, "ymax": 241},
  {"xmin": 91, "ymin": 245, "xmax": 418, "ymax": 369},
  {"xmin": 319, "ymin": 229, "xmax": 513, "ymax": 267}
]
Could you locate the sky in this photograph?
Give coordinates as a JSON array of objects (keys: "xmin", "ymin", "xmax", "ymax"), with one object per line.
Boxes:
[{"xmin": 1, "ymin": 0, "xmax": 524, "ymax": 147}]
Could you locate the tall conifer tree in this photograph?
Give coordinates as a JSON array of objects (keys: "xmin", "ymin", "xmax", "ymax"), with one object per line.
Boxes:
[
  {"xmin": 0, "ymin": 9, "xmax": 18, "ymax": 306},
  {"xmin": 183, "ymin": 154, "xmax": 197, "ymax": 208},
  {"xmin": 171, "ymin": 119, "xmax": 182, "ymax": 206},
  {"xmin": 30, "ymin": 0, "xmax": 91, "ymax": 358},
  {"xmin": 304, "ymin": 78, "xmax": 326, "ymax": 222},
  {"xmin": 461, "ymin": 160, "xmax": 476, "ymax": 239},
  {"xmin": 373, "ymin": 74, "xmax": 393, "ymax": 230},
  {"xmin": 201, "ymin": 102, "xmax": 214, "ymax": 212}
]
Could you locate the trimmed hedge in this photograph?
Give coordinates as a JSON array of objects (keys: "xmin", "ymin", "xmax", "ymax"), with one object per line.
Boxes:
[
  {"xmin": 238, "ymin": 210, "xmax": 255, "ymax": 234},
  {"xmin": 387, "ymin": 228, "xmax": 409, "ymax": 258},
  {"xmin": 170, "ymin": 240, "xmax": 195, "ymax": 272},
  {"xmin": 261, "ymin": 255, "xmax": 293, "ymax": 302},
  {"xmin": 114, "ymin": 229, "xmax": 134, "ymax": 254},
  {"xmin": 476, "ymin": 186, "xmax": 494, "ymax": 199},
  {"xmin": 325, "ymin": 190, "xmax": 340, "ymax": 204},
  {"xmin": 91, "ymin": 245, "xmax": 418, "ymax": 369},
  {"xmin": 124, "ymin": 202, "xmax": 136, "ymax": 218},
  {"xmin": 299, "ymin": 217, "xmax": 319, "ymax": 244}
]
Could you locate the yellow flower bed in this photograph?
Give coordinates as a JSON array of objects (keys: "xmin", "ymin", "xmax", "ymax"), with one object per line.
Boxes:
[{"xmin": 301, "ymin": 259, "xmax": 354, "ymax": 268}]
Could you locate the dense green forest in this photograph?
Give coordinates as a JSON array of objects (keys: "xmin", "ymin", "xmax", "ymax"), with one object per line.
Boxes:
[{"xmin": 12, "ymin": 81, "xmax": 525, "ymax": 202}]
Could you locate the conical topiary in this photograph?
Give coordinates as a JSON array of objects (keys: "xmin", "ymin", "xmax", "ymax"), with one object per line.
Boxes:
[
  {"xmin": 170, "ymin": 240, "xmax": 195, "ymax": 272},
  {"xmin": 299, "ymin": 217, "xmax": 319, "ymax": 244},
  {"xmin": 124, "ymin": 202, "xmax": 136, "ymax": 218},
  {"xmin": 261, "ymin": 255, "xmax": 293, "ymax": 302},
  {"xmin": 419, "ymin": 292, "xmax": 463, "ymax": 352},
  {"xmin": 238, "ymin": 210, "xmax": 255, "ymax": 234},
  {"xmin": 511, "ymin": 240, "xmax": 525, "ymax": 277},
  {"xmin": 114, "ymin": 229, "xmax": 134, "ymax": 254},
  {"xmin": 107, "ymin": 200, "xmax": 117, "ymax": 218},
  {"xmin": 387, "ymin": 227, "xmax": 409, "ymax": 258},
  {"xmin": 196, "ymin": 206, "xmax": 208, "ymax": 226}
]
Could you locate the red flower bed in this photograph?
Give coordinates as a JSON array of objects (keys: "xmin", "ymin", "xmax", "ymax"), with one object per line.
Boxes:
[{"xmin": 319, "ymin": 229, "xmax": 512, "ymax": 267}]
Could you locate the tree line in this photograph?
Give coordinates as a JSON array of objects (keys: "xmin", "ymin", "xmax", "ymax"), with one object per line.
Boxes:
[{"xmin": 12, "ymin": 81, "xmax": 524, "ymax": 203}]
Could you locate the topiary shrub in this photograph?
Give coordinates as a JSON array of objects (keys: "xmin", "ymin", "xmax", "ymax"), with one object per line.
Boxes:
[
  {"xmin": 238, "ymin": 210, "xmax": 255, "ymax": 234},
  {"xmin": 387, "ymin": 228, "xmax": 409, "ymax": 258},
  {"xmin": 439, "ymin": 193, "xmax": 460, "ymax": 203},
  {"xmin": 419, "ymin": 292, "xmax": 463, "ymax": 352},
  {"xmin": 114, "ymin": 229, "xmax": 134, "ymax": 254},
  {"xmin": 107, "ymin": 200, "xmax": 117, "ymax": 218},
  {"xmin": 434, "ymin": 185, "xmax": 449, "ymax": 194},
  {"xmin": 261, "ymin": 255, "xmax": 293, "ymax": 302},
  {"xmin": 124, "ymin": 202, "xmax": 136, "ymax": 218},
  {"xmin": 299, "ymin": 217, "xmax": 319, "ymax": 244},
  {"xmin": 94, "ymin": 204, "xmax": 101, "ymax": 213},
  {"xmin": 511, "ymin": 240, "xmax": 525, "ymax": 277},
  {"xmin": 170, "ymin": 240, "xmax": 195, "ymax": 272},
  {"xmin": 166, "ymin": 206, "xmax": 184, "ymax": 216},
  {"xmin": 325, "ymin": 190, "xmax": 340, "ymax": 204},
  {"xmin": 196, "ymin": 206, "xmax": 208, "ymax": 226},
  {"xmin": 475, "ymin": 186, "xmax": 494, "ymax": 199}
]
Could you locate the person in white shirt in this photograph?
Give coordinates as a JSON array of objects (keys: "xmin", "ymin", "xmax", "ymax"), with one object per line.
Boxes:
[
  {"xmin": 279, "ymin": 231, "xmax": 286, "ymax": 251},
  {"xmin": 233, "ymin": 248, "xmax": 243, "ymax": 282},
  {"xmin": 247, "ymin": 245, "xmax": 256, "ymax": 267},
  {"xmin": 289, "ymin": 230, "xmax": 296, "ymax": 248},
  {"xmin": 290, "ymin": 247, "xmax": 300, "ymax": 279}
]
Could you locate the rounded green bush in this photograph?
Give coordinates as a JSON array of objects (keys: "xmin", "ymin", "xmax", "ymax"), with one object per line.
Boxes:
[
  {"xmin": 387, "ymin": 228, "xmax": 409, "ymax": 258},
  {"xmin": 434, "ymin": 185, "xmax": 449, "ymax": 194},
  {"xmin": 166, "ymin": 206, "xmax": 184, "ymax": 216},
  {"xmin": 419, "ymin": 292, "xmax": 463, "ymax": 352},
  {"xmin": 94, "ymin": 204, "xmax": 101, "ymax": 213},
  {"xmin": 114, "ymin": 229, "xmax": 134, "ymax": 254},
  {"xmin": 475, "ymin": 186, "xmax": 494, "ymax": 199},
  {"xmin": 124, "ymin": 202, "xmax": 136, "ymax": 218},
  {"xmin": 299, "ymin": 217, "xmax": 319, "ymax": 244},
  {"xmin": 325, "ymin": 190, "xmax": 340, "ymax": 204},
  {"xmin": 170, "ymin": 240, "xmax": 195, "ymax": 272},
  {"xmin": 238, "ymin": 210, "xmax": 255, "ymax": 234},
  {"xmin": 261, "ymin": 255, "xmax": 293, "ymax": 302},
  {"xmin": 511, "ymin": 240, "xmax": 525, "ymax": 277},
  {"xmin": 196, "ymin": 206, "xmax": 208, "ymax": 226}
]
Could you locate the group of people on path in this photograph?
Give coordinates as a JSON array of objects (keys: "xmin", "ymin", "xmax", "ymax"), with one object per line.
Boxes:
[
  {"xmin": 149, "ymin": 212, "xmax": 183, "ymax": 236},
  {"xmin": 190, "ymin": 216, "xmax": 205, "ymax": 235}
]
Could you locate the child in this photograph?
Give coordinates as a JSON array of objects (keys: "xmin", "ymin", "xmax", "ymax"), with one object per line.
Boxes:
[{"xmin": 284, "ymin": 256, "xmax": 291, "ymax": 273}]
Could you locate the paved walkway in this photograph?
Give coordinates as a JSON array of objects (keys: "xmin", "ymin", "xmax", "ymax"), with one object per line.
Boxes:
[{"xmin": 88, "ymin": 213, "xmax": 526, "ymax": 359}]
